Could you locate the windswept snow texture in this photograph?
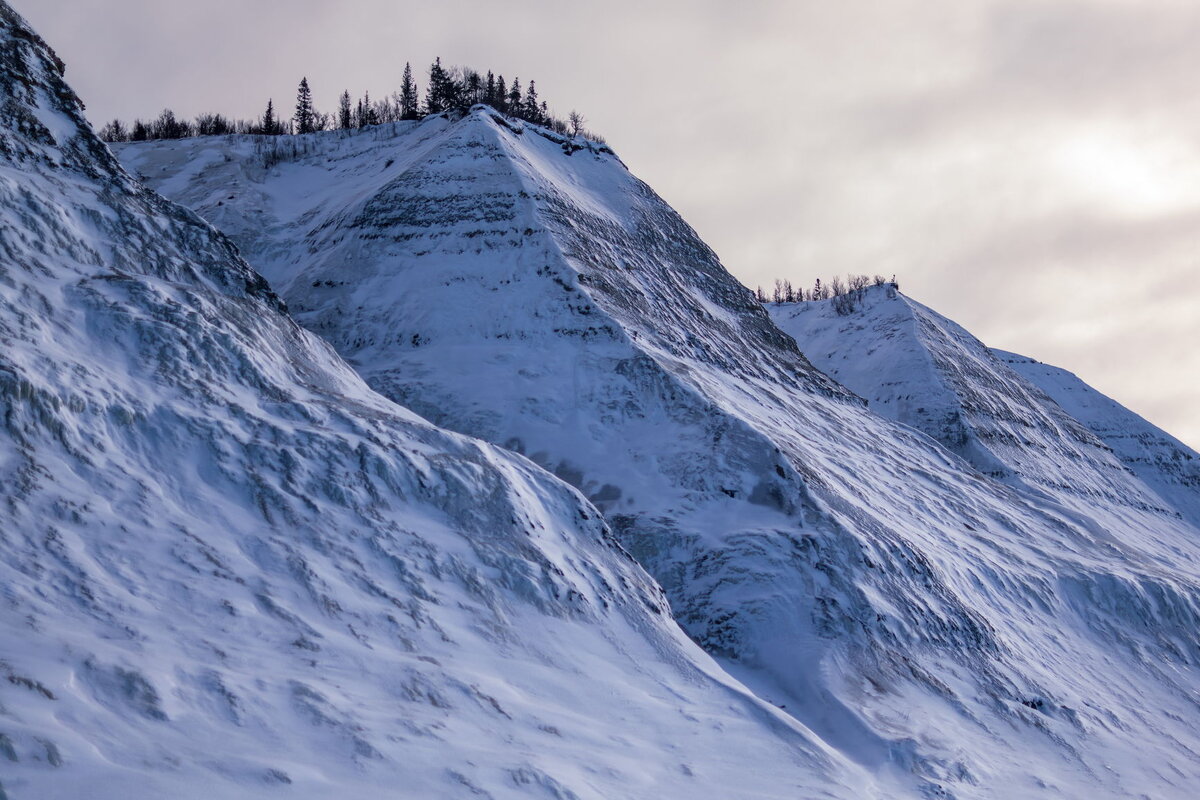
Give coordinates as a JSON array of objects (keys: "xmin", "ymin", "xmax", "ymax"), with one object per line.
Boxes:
[
  {"xmin": 126, "ymin": 108, "xmax": 1200, "ymax": 797},
  {"xmin": 0, "ymin": 6, "xmax": 882, "ymax": 799},
  {"xmin": 993, "ymin": 349, "xmax": 1200, "ymax": 527},
  {"xmin": 768, "ymin": 287, "xmax": 1184, "ymax": 516}
]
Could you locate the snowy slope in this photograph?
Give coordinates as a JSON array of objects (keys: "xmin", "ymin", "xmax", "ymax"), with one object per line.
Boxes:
[
  {"xmin": 768, "ymin": 286, "xmax": 1181, "ymax": 523},
  {"xmin": 125, "ymin": 107, "xmax": 1200, "ymax": 797},
  {"xmin": 0, "ymin": 6, "xmax": 885, "ymax": 799},
  {"xmin": 994, "ymin": 348, "xmax": 1200, "ymax": 527}
]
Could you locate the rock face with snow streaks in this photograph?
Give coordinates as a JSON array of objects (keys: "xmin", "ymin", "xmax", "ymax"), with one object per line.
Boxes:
[{"xmin": 125, "ymin": 106, "xmax": 1200, "ymax": 798}]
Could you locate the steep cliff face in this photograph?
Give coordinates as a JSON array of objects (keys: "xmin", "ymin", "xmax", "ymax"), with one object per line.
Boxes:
[
  {"xmin": 0, "ymin": 6, "xmax": 881, "ymax": 800},
  {"xmin": 995, "ymin": 348, "xmax": 1200, "ymax": 526},
  {"xmin": 125, "ymin": 109, "xmax": 1200, "ymax": 797}
]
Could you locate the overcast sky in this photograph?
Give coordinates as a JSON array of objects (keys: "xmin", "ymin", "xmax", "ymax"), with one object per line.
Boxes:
[{"xmin": 21, "ymin": 0, "xmax": 1200, "ymax": 448}]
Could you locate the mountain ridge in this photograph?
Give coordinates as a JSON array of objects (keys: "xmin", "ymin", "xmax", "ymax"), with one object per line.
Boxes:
[
  {"xmin": 769, "ymin": 284, "xmax": 1192, "ymax": 524},
  {"xmin": 994, "ymin": 347, "xmax": 1200, "ymax": 526},
  {"xmin": 123, "ymin": 106, "xmax": 1200, "ymax": 797},
  {"xmin": 0, "ymin": 5, "xmax": 883, "ymax": 798}
]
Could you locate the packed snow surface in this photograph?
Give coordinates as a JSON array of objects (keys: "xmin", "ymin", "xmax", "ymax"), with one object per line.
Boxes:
[
  {"xmin": 0, "ymin": 5, "xmax": 887, "ymax": 799},
  {"xmin": 124, "ymin": 98, "xmax": 1200, "ymax": 797}
]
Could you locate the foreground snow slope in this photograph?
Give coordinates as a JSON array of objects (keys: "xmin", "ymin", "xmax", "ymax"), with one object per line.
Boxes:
[
  {"xmin": 994, "ymin": 349, "xmax": 1200, "ymax": 527},
  {"xmin": 125, "ymin": 106, "xmax": 1200, "ymax": 796},
  {"xmin": 0, "ymin": 6, "xmax": 880, "ymax": 799}
]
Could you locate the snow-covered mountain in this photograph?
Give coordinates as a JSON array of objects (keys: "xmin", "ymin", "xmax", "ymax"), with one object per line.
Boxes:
[
  {"xmin": 0, "ymin": 6, "xmax": 888, "ymax": 799},
  {"xmin": 769, "ymin": 286, "xmax": 1190, "ymax": 525},
  {"xmin": 123, "ymin": 103, "xmax": 1200, "ymax": 796},
  {"xmin": 993, "ymin": 349, "xmax": 1200, "ymax": 527}
]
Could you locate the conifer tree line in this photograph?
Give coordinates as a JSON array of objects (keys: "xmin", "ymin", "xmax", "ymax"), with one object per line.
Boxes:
[
  {"xmin": 99, "ymin": 60, "xmax": 600, "ymax": 143},
  {"xmin": 755, "ymin": 274, "xmax": 898, "ymax": 315}
]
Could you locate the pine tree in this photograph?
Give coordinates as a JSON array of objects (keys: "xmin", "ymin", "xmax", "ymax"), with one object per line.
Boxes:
[
  {"xmin": 523, "ymin": 80, "xmax": 541, "ymax": 123},
  {"xmin": 426, "ymin": 57, "xmax": 447, "ymax": 114},
  {"xmin": 355, "ymin": 91, "xmax": 378, "ymax": 128},
  {"xmin": 508, "ymin": 78, "xmax": 522, "ymax": 118},
  {"xmin": 294, "ymin": 77, "xmax": 315, "ymax": 134},
  {"xmin": 259, "ymin": 99, "xmax": 282, "ymax": 135},
  {"xmin": 485, "ymin": 71, "xmax": 496, "ymax": 106},
  {"xmin": 338, "ymin": 91, "xmax": 353, "ymax": 130},
  {"xmin": 442, "ymin": 67, "xmax": 464, "ymax": 109},
  {"xmin": 400, "ymin": 63, "xmax": 419, "ymax": 120},
  {"xmin": 365, "ymin": 92, "xmax": 379, "ymax": 126},
  {"xmin": 465, "ymin": 70, "xmax": 482, "ymax": 105},
  {"xmin": 496, "ymin": 75, "xmax": 507, "ymax": 113}
]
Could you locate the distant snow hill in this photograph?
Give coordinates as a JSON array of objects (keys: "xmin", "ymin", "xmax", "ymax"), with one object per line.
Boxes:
[
  {"xmin": 993, "ymin": 348, "xmax": 1200, "ymax": 528},
  {"xmin": 770, "ymin": 286, "xmax": 1200, "ymax": 528},
  {"xmin": 121, "ymin": 86, "xmax": 1200, "ymax": 799},
  {"xmin": 0, "ymin": 4, "xmax": 884, "ymax": 799}
]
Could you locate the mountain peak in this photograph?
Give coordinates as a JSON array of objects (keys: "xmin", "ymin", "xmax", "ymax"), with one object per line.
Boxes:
[
  {"xmin": 1, "ymin": 2, "xmax": 113, "ymax": 173},
  {"xmin": 996, "ymin": 347, "xmax": 1200, "ymax": 525},
  {"xmin": 125, "ymin": 105, "xmax": 1200, "ymax": 797},
  {"xmin": 771, "ymin": 287, "xmax": 1179, "ymax": 516},
  {"xmin": 0, "ymin": 2, "xmax": 283, "ymax": 310},
  {"xmin": 3, "ymin": 8, "xmax": 879, "ymax": 797},
  {"xmin": 468, "ymin": 102, "xmax": 618, "ymax": 155},
  {"xmin": 119, "ymin": 102, "xmax": 848, "ymax": 402}
]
